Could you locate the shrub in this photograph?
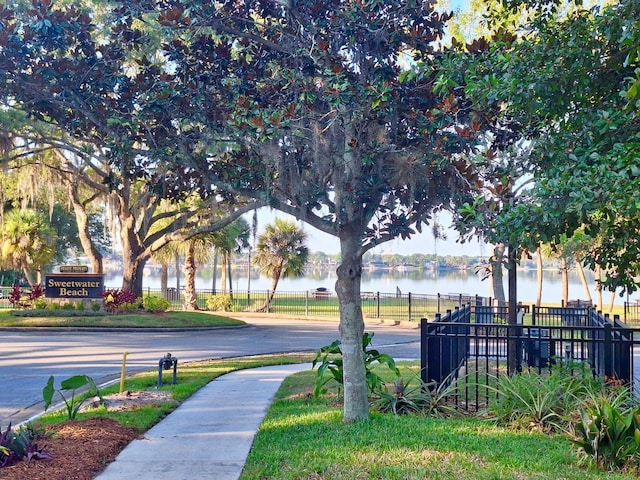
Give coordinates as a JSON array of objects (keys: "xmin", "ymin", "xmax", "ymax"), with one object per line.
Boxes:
[
  {"xmin": 48, "ymin": 302, "xmax": 60, "ymax": 310},
  {"xmin": 75, "ymin": 301, "xmax": 85, "ymax": 311},
  {"xmin": 0, "ymin": 423, "xmax": 51, "ymax": 468},
  {"xmin": 61, "ymin": 302, "xmax": 75, "ymax": 310},
  {"xmin": 29, "ymin": 284, "xmax": 44, "ymax": 301},
  {"xmin": 206, "ymin": 294, "xmax": 232, "ymax": 311},
  {"xmin": 570, "ymin": 388, "xmax": 640, "ymax": 470},
  {"xmin": 312, "ymin": 332, "xmax": 399, "ymax": 398},
  {"xmin": 90, "ymin": 300, "xmax": 101, "ymax": 312},
  {"xmin": 100, "ymin": 289, "xmax": 140, "ymax": 314},
  {"xmin": 371, "ymin": 372, "xmax": 462, "ymax": 418},
  {"xmin": 143, "ymin": 295, "xmax": 171, "ymax": 313},
  {"xmin": 485, "ymin": 365, "xmax": 603, "ymax": 432},
  {"xmin": 8, "ymin": 285, "xmax": 27, "ymax": 308},
  {"xmin": 117, "ymin": 301, "xmax": 141, "ymax": 313},
  {"xmin": 33, "ymin": 299, "xmax": 48, "ymax": 309}
]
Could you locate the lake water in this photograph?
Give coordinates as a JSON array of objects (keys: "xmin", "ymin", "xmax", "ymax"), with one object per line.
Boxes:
[{"xmin": 105, "ymin": 266, "xmax": 635, "ymax": 306}]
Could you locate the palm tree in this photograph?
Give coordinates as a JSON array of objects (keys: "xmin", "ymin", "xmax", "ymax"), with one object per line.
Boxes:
[
  {"xmin": 179, "ymin": 218, "xmax": 249, "ymax": 310},
  {"xmin": 209, "ymin": 219, "xmax": 251, "ymax": 296},
  {"xmin": 0, "ymin": 208, "xmax": 57, "ymax": 285},
  {"xmin": 253, "ymin": 218, "xmax": 309, "ymax": 311},
  {"xmin": 182, "ymin": 235, "xmax": 212, "ymax": 310}
]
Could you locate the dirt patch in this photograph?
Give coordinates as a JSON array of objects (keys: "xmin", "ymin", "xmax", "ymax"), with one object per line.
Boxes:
[
  {"xmin": 1, "ymin": 391, "xmax": 176, "ymax": 480},
  {"xmin": 86, "ymin": 390, "xmax": 176, "ymax": 412},
  {"xmin": 1, "ymin": 417, "xmax": 139, "ymax": 480}
]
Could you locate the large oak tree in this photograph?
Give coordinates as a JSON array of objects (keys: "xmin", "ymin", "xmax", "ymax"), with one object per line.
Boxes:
[
  {"xmin": 0, "ymin": 0, "xmax": 486, "ymax": 420},
  {"xmin": 108, "ymin": 0, "xmax": 484, "ymax": 420},
  {"xmin": 0, "ymin": 1, "xmax": 263, "ymax": 295}
]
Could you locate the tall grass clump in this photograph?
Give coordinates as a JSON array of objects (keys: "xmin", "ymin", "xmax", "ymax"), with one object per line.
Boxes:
[{"xmin": 485, "ymin": 361, "xmax": 603, "ymax": 432}]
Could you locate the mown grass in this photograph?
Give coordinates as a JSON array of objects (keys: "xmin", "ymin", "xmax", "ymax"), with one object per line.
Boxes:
[
  {"xmin": 0, "ymin": 310, "xmax": 245, "ymax": 328},
  {"xmin": 29, "ymin": 352, "xmax": 638, "ymax": 479},
  {"xmin": 240, "ymin": 367, "xmax": 638, "ymax": 480},
  {"xmin": 36, "ymin": 353, "xmax": 314, "ymax": 430}
]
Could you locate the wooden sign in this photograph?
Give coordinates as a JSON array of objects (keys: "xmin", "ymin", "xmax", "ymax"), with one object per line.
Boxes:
[{"xmin": 59, "ymin": 265, "xmax": 89, "ymax": 273}]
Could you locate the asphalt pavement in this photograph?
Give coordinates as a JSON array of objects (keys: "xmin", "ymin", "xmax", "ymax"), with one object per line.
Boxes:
[{"xmin": 1, "ymin": 315, "xmax": 420, "ymax": 426}]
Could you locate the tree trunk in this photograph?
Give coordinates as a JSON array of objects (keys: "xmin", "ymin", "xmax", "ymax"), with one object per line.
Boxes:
[
  {"xmin": 608, "ymin": 290, "xmax": 616, "ymax": 313},
  {"xmin": 174, "ymin": 255, "xmax": 181, "ymax": 292},
  {"xmin": 257, "ymin": 263, "xmax": 282, "ymax": 312},
  {"xmin": 118, "ymin": 205, "xmax": 147, "ymax": 296},
  {"xmin": 183, "ymin": 240, "xmax": 199, "ymax": 310},
  {"xmin": 561, "ymin": 257, "xmax": 569, "ymax": 305},
  {"xmin": 491, "ymin": 243, "xmax": 506, "ymax": 306},
  {"xmin": 536, "ymin": 246, "xmax": 543, "ymax": 307},
  {"xmin": 336, "ymin": 233, "xmax": 368, "ymax": 422},
  {"xmin": 120, "ymin": 254, "xmax": 146, "ymax": 295},
  {"xmin": 220, "ymin": 252, "xmax": 227, "ymax": 295},
  {"xmin": 160, "ymin": 262, "xmax": 168, "ymax": 296},
  {"xmin": 227, "ymin": 254, "xmax": 233, "ymax": 299},
  {"xmin": 575, "ymin": 258, "xmax": 592, "ymax": 303},
  {"xmin": 70, "ymin": 184, "xmax": 103, "ymax": 274},
  {"xmin": 507, "ymin": 245, "xmax": 520, "ymax": 375},
  {"xmin": 595, "ymin": 264, "xmax": 603, "ymax": 311},
  {"xmin": 22, "ymin": 267, "xmax": 35, "ymax": 287},
  {"xmin": 212, "ymin": 251, "xmax": 218, "ymax": 294}
]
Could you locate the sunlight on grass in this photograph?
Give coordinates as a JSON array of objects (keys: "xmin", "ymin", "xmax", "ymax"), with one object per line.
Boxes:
[
  {"xmin": 0, "ymin": 310, "xmax": 244, "ymax": 327},
  {"xmin": 241, "ymin": 364, "xmax": 638, "ymax": 480}
]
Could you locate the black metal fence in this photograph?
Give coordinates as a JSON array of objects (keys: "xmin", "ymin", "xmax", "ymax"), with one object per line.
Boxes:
[
  {"xmin": 57, "ymin": 286, "xmax": 489, "ymax": 322},
  {"xmin": 421, "ymin": 305, "xmax": 639, "ymax": 413}
]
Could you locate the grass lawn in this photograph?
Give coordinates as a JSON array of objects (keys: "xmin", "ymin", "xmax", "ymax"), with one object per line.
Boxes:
[
  {"xmin": 240, "ymin": 367, "xmax": 638, "ymax": 480},
  {"xmin": 0, "ymin": 310, "xmax": 245, "ymax": 328},
  {"xmin": 36, "ymin": 353, "xmax": 314, "ymax": 429}
]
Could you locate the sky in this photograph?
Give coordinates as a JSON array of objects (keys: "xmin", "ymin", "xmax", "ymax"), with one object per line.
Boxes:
[{"xmin": 251, "ymin": 208, "xmax": 487, "ymax": 257}]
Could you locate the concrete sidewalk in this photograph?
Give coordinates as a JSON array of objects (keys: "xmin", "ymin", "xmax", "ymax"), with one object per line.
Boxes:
[{"xmin": 95, "ymin": 363, "xmax": 311, "ymax": 480}]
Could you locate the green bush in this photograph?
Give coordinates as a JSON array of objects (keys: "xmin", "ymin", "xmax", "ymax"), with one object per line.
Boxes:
[
  {"xmin": 48, "ymin": 302, "xmax": 60, "ymax": 310},
  {"xmin": 371, "ymin": 372, "xmax": 461, "ymax": 418},
  {"xmin": 10, "ymin": 309, "xmax": 104, "ymax": 317},
  {"xmin": 485, "ymin": 364, "xmax": 603, "ymax": 432},
  {"xmin": 61, "ymin": 302, "xmax": 75, "ymax": 310},
  {"xmin": 570, "ymin": 388, "xmax": 640, "ymax": 470},
  {"xmin": 312, "ymin": 332, "xmax": 399, "ymax": 398},
  {"xmin": 206, "ymin": 294, "xmax": 232, "ymax": 311},
  {"xmin": 117, "ymin": 301, "xmax": 140, "ymax": 313},
  {"xmin": 90, "ymin": 300, "xmax": 101, "ymax": 312},
  {"xmin": 75, "ymin": 301, "xmax": 85, "ymax": 311},
  {"xmin": 143, "ymin": 295, "xmax": 171, "ymax": 313},
  {"xmin": 33, "ymin": 299, "xmax": 48, "ymax": 309}
]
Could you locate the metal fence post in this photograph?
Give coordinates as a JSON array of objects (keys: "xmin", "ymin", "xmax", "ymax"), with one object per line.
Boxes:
[
  {"xmin": 305, "ymin": 290, "xmax": 309, "ymax": 316},
  {"xmin": 408, "ymin": 292, "xmax": 412, "ymax": 322},
  {"xmin": 376, "ymin": 292, "xmax": 380, "ymax": 318},
  {"xmin": 604, "ymin": 323, "xmax": 613, "ymax": 379},
  {"xmin": 420, "ymin": 317, "xmax": 428, "ymax": 383}
]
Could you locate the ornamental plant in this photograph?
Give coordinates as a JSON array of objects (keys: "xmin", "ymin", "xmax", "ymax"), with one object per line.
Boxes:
[
  {"xmin": 8, "ymin": 283, "xmax": 44, "ymax": 309},
  {"xmin": 570, "ymin": 388, "xmax": 640, "ymax": 471},
  {"xmin": 43, "ymin": 374, "xmax": 104, "ymax": 420},
  {"xmin": 312, "ymin": 332, "xmax": 399, "ymax": 398},
  {"xmin": 0, "ymin": 423, "xmax": 52, "ymax": 468},
  {"xmin": 143, "ymin": 295, "xmax": 170, "ymax": 313},
  {"xmin": 100, "ymin": 288, "xmax": 139, "ymax": 314}
]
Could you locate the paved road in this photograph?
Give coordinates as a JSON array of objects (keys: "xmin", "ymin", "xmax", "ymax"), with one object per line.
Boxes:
[{"xmin": 0, "ymin": 316, "xmax": 421, "ymax": 426}]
